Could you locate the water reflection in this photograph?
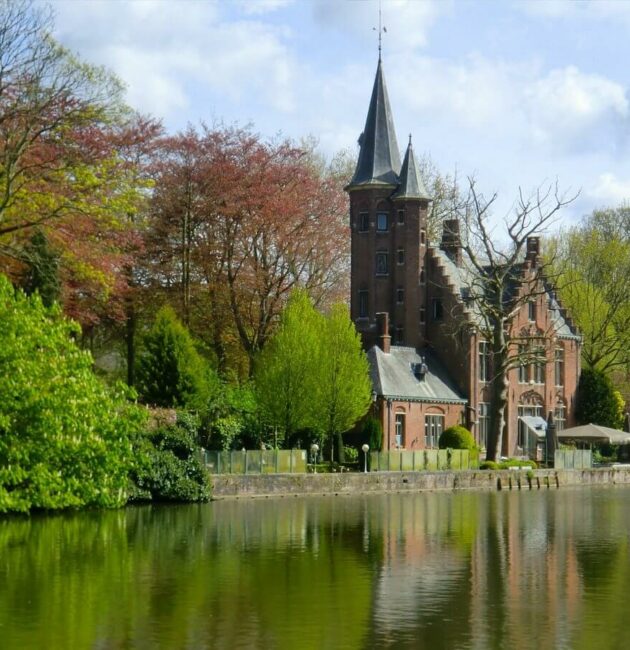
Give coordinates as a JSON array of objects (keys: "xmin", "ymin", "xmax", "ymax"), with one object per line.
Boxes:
[{"xmin": 2, "ymin": 488, "xmax": 630, "ymax": 649}]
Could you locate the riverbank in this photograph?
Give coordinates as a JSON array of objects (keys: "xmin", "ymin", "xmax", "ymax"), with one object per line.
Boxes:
[{"xmin": 210, "ymin": 466, "xmax": 630, "ymax": 499}]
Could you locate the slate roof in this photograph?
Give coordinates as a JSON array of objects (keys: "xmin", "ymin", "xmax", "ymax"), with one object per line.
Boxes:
[
  {"xmin": 392, "ymin": 137, "xmax": 430, "ymax": 201},
  {"xmin": 368, "ymin": 345, "xmax": 467, "ymax": 404},
  {"xmin": 347, "ymin": 59, "xmax": 401, "ymax": 189}
]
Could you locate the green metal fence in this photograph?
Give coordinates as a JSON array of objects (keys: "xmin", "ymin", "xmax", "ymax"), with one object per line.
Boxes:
[
  {"xmin": 204, "ymin": 449, "xmax": 307, "ymax": 474},
  {"xmin": 370, "ymin": 449, "xmax": 480, "ymax": 472},
  {"xmin": 554, "ymin": 449, "xmax": 592, "ymax": 469}
]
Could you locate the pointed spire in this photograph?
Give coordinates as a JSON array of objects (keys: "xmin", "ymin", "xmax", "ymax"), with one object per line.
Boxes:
[
  {"xmin": 392, "ymin": 134, "xmax": 430, "ymax": 201},
  {"xmin": 347, "ymin": 59, "xmax": 401, "ymax": 189}
]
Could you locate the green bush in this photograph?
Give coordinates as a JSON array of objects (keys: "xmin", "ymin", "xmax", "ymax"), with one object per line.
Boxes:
[
  {"xmin": 0, "ymin": 275, "xmax": 145, "ymax": 513},
  {"xmin": 439, "ymin": 425, "xmax": 475, "ymax": 450},
  {"xmin": 498, "ymin": 459, "xmax": 537, "ymax": 469},
  {"xmin": 343, "ymin": 446, "xmax": 359, "ymax": 463},
  {"xmin": 130, "ymin": 412, "xmax": 210, "ymax": 503},
  {"xmin": 480, "ymin": 460, "xmax": 499, "ymax": 470},
  {"xmin": 576, "ymin": 368, "xmax": 625, "ymax": 429}
]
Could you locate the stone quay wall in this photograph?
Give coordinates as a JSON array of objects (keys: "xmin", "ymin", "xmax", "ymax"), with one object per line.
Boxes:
[{"xmin": 209, "ymin": 466, "xmax": 630, "ymax": 500}]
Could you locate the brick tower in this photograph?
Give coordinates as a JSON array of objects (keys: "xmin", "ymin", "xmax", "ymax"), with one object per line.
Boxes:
[{"xmin": 346, "ymin": 58, "xmax": 431, "ymax": 350}]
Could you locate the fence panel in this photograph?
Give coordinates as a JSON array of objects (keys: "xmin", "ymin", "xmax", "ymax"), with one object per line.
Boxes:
[
  {"xmin": 437, "ymin": 450, "xmax": 449, "ymax": 470},
  {"xmin": 425, "ymin": 450, "xmax": 438, "ymax": 470},
  {"xmin": 401, "ymin": 451, "xmax": 414, "ymax": 471},
  {"xmin": 292, "ymin": 450, "xmax": 307, "ymax": 473}
]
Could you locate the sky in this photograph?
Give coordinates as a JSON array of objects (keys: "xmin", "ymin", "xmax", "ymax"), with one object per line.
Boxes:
[{"xmin": 46, "ymin": 0, "xmax": 630, "ymax": 225}]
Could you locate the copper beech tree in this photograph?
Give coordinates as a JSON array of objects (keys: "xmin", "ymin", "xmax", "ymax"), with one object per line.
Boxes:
[{"xmin": 146, "ymin": 125, "xmax": 349, "ymax": 375}]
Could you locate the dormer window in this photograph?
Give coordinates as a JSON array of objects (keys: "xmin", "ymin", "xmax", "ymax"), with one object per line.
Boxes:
[{"xmin": 377, "ymin": 212, "xmax": 389, "ymax": 232}]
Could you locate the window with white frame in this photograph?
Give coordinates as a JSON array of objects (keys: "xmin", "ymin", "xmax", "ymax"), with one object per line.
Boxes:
[
  {"xmin": 518, "ymin": 344, "xmax": 528, "ymax": 383},
  {"xmin": 478, "ymin": 402, "xmax": 490, "ymax": 449},
  {"xmin": 395, "ymin": 413, "xmax": 405, "ymax": 447},
  {"xmin": 555, "ymin": 404, "xmax": 566, "ymax": 431},
  {"xmin": 555, "ymin": 347, "xmax": 564, "ymax": 387},
  {"xmin": 425, "ymin": 414, "xmax": 444, "ymax": 448}
]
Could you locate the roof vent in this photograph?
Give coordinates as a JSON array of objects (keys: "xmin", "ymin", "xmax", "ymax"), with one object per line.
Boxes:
[{"xmin": 412, "ymin": 358, "xmax": 429, "ymax": 381}]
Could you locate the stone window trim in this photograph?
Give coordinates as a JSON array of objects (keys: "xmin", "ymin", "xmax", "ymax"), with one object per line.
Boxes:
[{"xmin": 376, "ymin": 212, "xmax": 389, "ymax": 232}]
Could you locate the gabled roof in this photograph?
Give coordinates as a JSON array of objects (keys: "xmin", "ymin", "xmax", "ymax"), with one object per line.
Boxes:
[
  {"xmin": 347, "ymin": 59, "xmax": 401, "ymax": 189},
  {"xmin": 368, "ymin": 346, "xmax": 467, "ymax": 404},
  {"xmin": 392, "ymin": 136, "xmax": 430, "ymax": 201}
]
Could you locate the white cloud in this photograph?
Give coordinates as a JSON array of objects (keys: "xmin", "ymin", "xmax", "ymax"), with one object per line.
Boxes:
[
  {"xmin": 237, "ymin": 0, "xmax": 294, "ymax": 15},
  {"xmin": 588, "ymin": 173, "xmax": 630, "ymax": 205},
  {"xmin": 50, "ymin": 0, "xmax": 297, "ymax": 120},
  {"xmin": 524, "ymin": 66, "xmax": 628, "ymax": 149}
]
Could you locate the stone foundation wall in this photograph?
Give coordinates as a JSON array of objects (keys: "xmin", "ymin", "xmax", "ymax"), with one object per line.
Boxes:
[{"xmin": 210, "ymin": 467, "xmax": 630, "ymax": 500}]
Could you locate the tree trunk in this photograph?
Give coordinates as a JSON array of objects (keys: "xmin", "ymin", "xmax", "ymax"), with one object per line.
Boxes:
[{"xmin": 486, "ymin": 324, "xmax": 509, "ymax": 462}]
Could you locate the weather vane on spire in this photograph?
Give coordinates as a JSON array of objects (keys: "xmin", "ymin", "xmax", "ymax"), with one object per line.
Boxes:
[{"xmin": 373, "ymin": 0, "xmax": 387, "ymax": 61}]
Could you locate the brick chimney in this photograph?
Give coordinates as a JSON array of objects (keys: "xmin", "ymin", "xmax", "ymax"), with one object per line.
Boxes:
[
  {"xmin": 440, "ymin": 219, "xmax": 463, "ymax": 266},
  {"xmin": 376, "ymin": 312, "xmax": 391, "ymax": 353},
  {"xmin": 525, "ymin": 236, "xmax": 541, "ymax": 268}
]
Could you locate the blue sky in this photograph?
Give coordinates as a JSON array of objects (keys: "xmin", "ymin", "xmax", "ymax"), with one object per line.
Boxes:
[{"xmin": 48, "ymin": 0, "xmax": 630, "ymax": 225}]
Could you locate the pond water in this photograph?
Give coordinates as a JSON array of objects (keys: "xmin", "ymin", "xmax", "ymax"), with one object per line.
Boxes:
[{"xmin": 2, "ymin": 487, "xmax": 630, "ymax": 649}]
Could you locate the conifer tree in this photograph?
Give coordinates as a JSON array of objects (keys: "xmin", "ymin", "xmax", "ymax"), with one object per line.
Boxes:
[{"xmin": 136, "ymin": 306, "xmax": 216, "ymax": 411}]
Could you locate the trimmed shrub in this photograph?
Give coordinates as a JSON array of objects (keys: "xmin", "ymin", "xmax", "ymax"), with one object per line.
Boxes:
[
  {"xmin": 480, "ymin": 460, "xmax": 499, "ymax": 470},
  {"xmin": 361, "ymin": 417, "xmax": 383, "ymax": 452},
  {"xmin": 499, "ymin": 459, "xmax": 537, "ymax": 469},
  {"xmin": 439, "ymin": 425, "xmax": 475, "ymax": 450}
]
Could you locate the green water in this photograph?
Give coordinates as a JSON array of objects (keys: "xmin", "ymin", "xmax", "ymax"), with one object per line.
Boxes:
[{"xmin": 2, "ymin": 487, "xmax": 630, "ymax": 649}]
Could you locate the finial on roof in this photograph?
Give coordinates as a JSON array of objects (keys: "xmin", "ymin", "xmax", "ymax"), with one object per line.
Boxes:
[
  {"xmin": 373, "ymin": 0, "xmax": 386, "ymax": 62},
  {"xmin": 408, "ymin": 133, "xmax": 412, "ymax": 146}
]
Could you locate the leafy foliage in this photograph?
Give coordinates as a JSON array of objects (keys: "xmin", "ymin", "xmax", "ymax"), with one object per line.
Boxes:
[
  {"xmin": 439, "ymin": 425, "xmax": 476, "ymax": 450},
  {"xmin": 129, "ymin": 412, "xmax": 210, "ymax": 503},
  {"xmin": 136, "ymin": 306, "xmax": 218, "ymax": 411},
  {"xmin": 0, "ymin": 274, "xmax": 145, "ymax": 513},
  {"xmin": 361, "ymin": 417, "xmax": 383, "ymax": 452},
  {"xmin": 19, "ymin": 229, "xmax": 60, "ymax": 307},
  {"xmin": 576, "ymin": 368, "xmax": 625, "ymax": 429},
  {"xmin": 254, "ymin": 291, "xmax": 371, "ymax": 460}
]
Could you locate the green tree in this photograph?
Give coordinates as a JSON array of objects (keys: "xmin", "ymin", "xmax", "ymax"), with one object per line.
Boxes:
[
  {"xmin": 254, "ymin": 290, "xmax": 321, "ymax": 446},
  {"xmin": 136, "ymin": 305, "xmax": 217, "ymax": 411},
  {"xmin": 314, "ymin": 303, "xmax": 371, "ymax": 463},
  {"xmin": 19, "ymin": 228, "xmax": 60, "ymax": 307},
  {"xmin": 0, "ymin": 274, "xmax": 144, "ymax": 513},
  {"xmin": 551, "ymin": 207, "xmax": 630, "ymax": 374},
  {"xmin": 576, "ymin": 368, "xmax": 625, "ymax": 429}
]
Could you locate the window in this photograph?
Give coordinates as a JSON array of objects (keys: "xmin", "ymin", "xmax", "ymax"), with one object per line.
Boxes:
[
  {"xmin": 395, "ymin": 326, "xmax": 404, "ymax": 344},
  {"xmin": 419, "ymin": 307, "xmax": 426, "ymax": 323},
  {"xmin": 359, "ymin": 212, "xmax": 369, "ymax": 232},
  {"xmin": 396, "ymin": 287, "xmax": 404, "ymax": 304},
  {"xmin": 555, "ymin": 347, "xmax": 564, "ymax": 387},
  {"xmin": 395, "ymin": 413, "xmax": 405, "ymax": 448},
  {"xmin": 419, "ymin": 269, "xmax": 426, "ymax": 285},
  {"xmin": 478, "ymin": 403, "xmax": 490, "ymax": 449},
  {"xmin": 397, "ymin": 248, "xmax": 405, "ymax": 265},
  {"xmin": 377, "ymin": 212, "xmax": 389, "ymax": 232},
  {"xmin": 555, "ymin": 404, "xmax": 566, "ymax": 432},
  {"xmin": 528, "ymin": 301, "xmax": 536, "ymax": 322},
  {"xmin": 432, "ymin": 298, "xmax": 443, "ymax": 321},
  {"xmin": 358, "ymin": 289, "xmax": 368, "ymax": 318},
  {"xmin": 375, "ymin": 252, "xmax": 388, "ymax": 275},
  {"xmin": 518, "ymin": 344, "xmax": 528, "ymax": 383},
  {"xmin": 479, "ymin": 341, "xmax": 490, "ymax": 382},
  {"xmin": 397, "ymin": 209, "xmax": 405, "ymax": 225},
  {"xmin": 533, "ymin": 353, "xmax": 545, "ymax": 384},
  {"xmin": 420, "ymin": 230, "xmax": 426, "ymax": 245},
  {"xmin": 425, "ymin": 414, "xmax": 444, "ymax": 448}
]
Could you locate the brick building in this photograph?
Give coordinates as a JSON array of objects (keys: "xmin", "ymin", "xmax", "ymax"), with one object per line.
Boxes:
[{"xmin": 348, "ymin": 59, "xmax": 581, "ymax": 458}]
